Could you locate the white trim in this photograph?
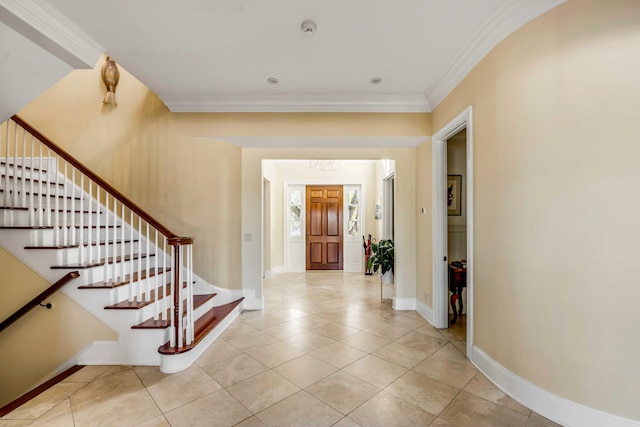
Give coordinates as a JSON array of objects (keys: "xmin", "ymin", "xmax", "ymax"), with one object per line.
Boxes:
[
  {"xmin": 160, "ymin": 303, "xmax": 243, "ymax": 373},
  {"xmin": 432, "ymin": 106, "xmax": 474, "ymax": 359},
  {"xmin": 343, "ymin": 184, "xmax": 365, "ymax": 273},
  {"xmin": 160, "ymin": 94, "xmax": 431, "ymax": 113},
  {"xmin": 472, "ymin": 346, "xmax": 640, "ymax": 427},
  {"xmin": 284, "ymin": 183, "xmax": 306, "ymax": 273},
  {"xmin": 416, "ymin": 298, "xmax": 434, "ymax": 325},
  {"xmin": 210, "ymin": 136, "xmax": 430, "ymax": 149},
  {"xmin": 241, "ymin": 289, "xmax": 264, "ymax": 310},
  {"xmin": 425, "ymin": 0, "xmax": 567, "ymax": 109},
  {"xmin": 392, "ymin": 297, "xmax": 416, "ymax": 311},
  {"xmin": 0, "ymin": 0, "xmax": 105, "ymax": 69}
]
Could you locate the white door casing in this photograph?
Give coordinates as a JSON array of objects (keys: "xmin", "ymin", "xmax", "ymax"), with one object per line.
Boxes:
[
  {"xmin": 432, "ymin": 106, "xmax": 474, "ymax": 358},
  {"xmin": 343, "ymin": 185, "xmax": 364, "ymax": 273},
  {"xmin": 285, "ymin": 184, "xmax": 305, "ymax": 272}
]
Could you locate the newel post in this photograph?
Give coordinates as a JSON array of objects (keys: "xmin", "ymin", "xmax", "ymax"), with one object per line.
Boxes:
[{"xmin": 168, "ymin": 236, "xmax": 194, "ymax": 350}]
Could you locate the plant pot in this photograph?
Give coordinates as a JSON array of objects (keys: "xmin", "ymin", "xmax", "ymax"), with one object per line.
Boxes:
[{"xmin": 381, "ymin": 270, "xmax": 394, "ymax": 285}]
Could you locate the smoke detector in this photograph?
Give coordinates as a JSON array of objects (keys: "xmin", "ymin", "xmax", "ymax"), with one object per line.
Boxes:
[{"xmin": 301, "ymin": 20, "xmax": 317, "ymax": 35}]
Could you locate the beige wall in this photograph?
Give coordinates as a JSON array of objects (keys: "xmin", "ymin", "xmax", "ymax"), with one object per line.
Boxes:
[
  {"xmin": 0, "ymin": 248, "xmax": 115, "ymax": 408},
  {"xmin": 427, "ymin": 0, "xmax": 640, "ymax": 419}
]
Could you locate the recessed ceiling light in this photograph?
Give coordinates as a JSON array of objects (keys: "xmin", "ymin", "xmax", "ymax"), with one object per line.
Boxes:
[
  {"xmin": 370, "ymin": 77, "xmax": 382, "ymax": 84},
  {"xmin": 301, "ymin": 20, "xmax": 317, "ymax": 35},
  {"xmin": 267, "ymin": 77, "xmax": 279, "ymax": 85}
]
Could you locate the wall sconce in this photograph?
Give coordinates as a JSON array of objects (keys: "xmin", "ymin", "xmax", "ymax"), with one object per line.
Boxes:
[{"xmin": 101, "ymin": 56, "xmax": 120, "ymax": 105}]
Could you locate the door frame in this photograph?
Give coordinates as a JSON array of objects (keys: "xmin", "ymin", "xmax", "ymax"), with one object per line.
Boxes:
[
  {"xmin": 432, "ymin": 106, "xmax": 474, "ymax": 358},
  {"xmin": 382, "ymin": 173, "xmax": 395, "ymax": 240},
  {"xmin": 284, "ymin": 180, "xmax": 365, "ymax": 273}
]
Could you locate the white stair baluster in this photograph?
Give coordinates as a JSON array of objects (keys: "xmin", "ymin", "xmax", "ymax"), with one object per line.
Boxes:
[
  {"xmin": 96, "ymin": 186, "xmax": 100, "ymax": 265},
  {"xmin": 3, "ymin": 122, "xmax": 8, "ymax": 208},
  {"xmin": 29, "ymin": 135, "xmax": 34, "ymax": 225},
  {"xmin": 138, "ymin": 216, "xmax": 142, "ymax": 302},
  {"xmin": 104, "ymin": 192, "xmax": 109, "ymax": 283},
  {"xmin": 20, "ymin": 128, "xmax": 26, "ymax": 207},
  {"xmin": 130, "ymin": 210, "xmax": 134, "ymax": 301},
  {"xmin": 70, "ymin": 168, "xmax": 76, "ymax": 245},
  {"xmin": 113, "ymin": 196, "xmax": 117, "ymax": 281},
  {"xmin": 54, "ymin": 155, "xmax": 60, "ymax": 246},
  {"xmin": 154, "ymin": 229, "xmax": 160, "ymax": 320},
  {"xmin": 11, "ymin": 122, "xmax": 17, "ymax": 209},
  {"xmin": 145, "ymin": 223, "xmax": 150, "ymax": 303},
  {"xmin": 78, "ymin": 175, "xmax": 84, "ymax": 265},
  {"xmin": 37, "ymin": 143, "xmax": 43, "ymax": 227},
  {"xmin": 62, "ymin": 162, "xmax": 68, "ymax": 246}
]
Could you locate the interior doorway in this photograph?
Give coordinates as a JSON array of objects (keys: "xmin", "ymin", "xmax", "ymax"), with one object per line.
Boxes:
[
  {"xmin": 446, "ymin": 129, "xmax": 468, "ymax": 345},
  {"xmin": 432, "ymin": 106, "xmax": 474, "ymax": 358},
  {"xmin": 306, "ymin": 185, "xmax": 344, "ymax": 270}
]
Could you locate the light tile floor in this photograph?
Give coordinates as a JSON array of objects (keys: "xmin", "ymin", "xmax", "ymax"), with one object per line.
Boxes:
[{"xmin": 0, "ymin": 272, "xmax": 562, "ymax": 427}]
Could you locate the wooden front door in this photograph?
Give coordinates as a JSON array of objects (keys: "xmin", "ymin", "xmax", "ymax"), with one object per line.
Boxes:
[{"xmin": 306, "ymin": 185, "xmax": 343, "ymax": 270}]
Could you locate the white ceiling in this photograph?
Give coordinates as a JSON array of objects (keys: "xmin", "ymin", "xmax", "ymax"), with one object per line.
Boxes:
[{"xmin": 9, "ymin": 0, "xmax": 564, "ymax": 113}]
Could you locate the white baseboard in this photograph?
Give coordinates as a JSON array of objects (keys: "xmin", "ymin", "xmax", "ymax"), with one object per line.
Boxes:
[
  {"xmin": 272, "ymin": 265, "xmax": 284, "ymax": 275},
  {"xmin": 416, "ymin": 298, "xmax": 434, "ymax": 325},
  {"xmin": 264, "ymin": 270, "xmax": 272, "ymax": 279},
  {"xmin": 471, "ymin": 346, "xmax": 640, "ymax": 427},
  {"xmin": 241, "ymin": 289, "xmax": 264, "ymax": 310},
  {"xmin": 392, "ymin": 297, "xmax": 416, "ymax": 311}
]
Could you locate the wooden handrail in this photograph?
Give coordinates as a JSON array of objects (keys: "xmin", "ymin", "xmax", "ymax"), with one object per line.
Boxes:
[
  {"xmin": 10, "ymin": 115, "xmax": 188, "ymax": 240},
  {"xmin": 0, "ymin": 271, "xmax": 80, "ymax": 333}
]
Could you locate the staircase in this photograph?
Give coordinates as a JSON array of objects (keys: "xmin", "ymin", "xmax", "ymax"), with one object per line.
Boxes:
[{"xmin": 0, "ymin": 116, "xmax": 244, "ymax": 373}]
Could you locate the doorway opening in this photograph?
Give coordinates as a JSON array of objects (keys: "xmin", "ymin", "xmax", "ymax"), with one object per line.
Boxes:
[
  {"xmin": 432, "ymin": 106, "xmax": 474, "ymax": 358},
  {"xmin": 262, "ymin": 159, "xmax": 395, "ymax": 277}
]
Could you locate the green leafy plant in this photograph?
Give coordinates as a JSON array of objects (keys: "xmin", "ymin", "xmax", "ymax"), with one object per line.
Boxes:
[{"xmin": 367, "ymin": 239, "xmax": 394, "ymax": 275}]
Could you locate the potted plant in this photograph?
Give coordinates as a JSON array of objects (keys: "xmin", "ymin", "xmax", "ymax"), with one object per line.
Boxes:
[{"xmin": 367, "ymin": 239, "xmax": 394, "ymax": 284}]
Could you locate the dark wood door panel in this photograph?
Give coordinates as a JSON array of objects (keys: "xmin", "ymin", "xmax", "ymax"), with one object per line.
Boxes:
[{"xmin": 306, "ymin": 185, "xmax": 343, "ymax": 270}]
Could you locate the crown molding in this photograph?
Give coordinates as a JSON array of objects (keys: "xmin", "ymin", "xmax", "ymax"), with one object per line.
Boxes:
[
  {"xmin": 425, "ymin": 0, "xmax": 567, "ymax": 110},
  {"xmin": 160, "ymin": 94, "xmax": 431, "ymax": 113},
  {"xmin": 0, "ymin": 0, "xmax": 105, "ymax": 69},
  {"xmin": 206, "ymin": 136, "xmax": 431, "ymax": 148}
]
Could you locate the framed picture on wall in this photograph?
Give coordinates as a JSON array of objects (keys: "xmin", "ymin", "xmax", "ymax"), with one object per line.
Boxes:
[{"xmin": 447, "ymin": 175, "xmax": 462, "ymax": 216}]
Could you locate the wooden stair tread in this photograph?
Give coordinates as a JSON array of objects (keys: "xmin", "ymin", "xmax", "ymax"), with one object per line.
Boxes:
[
  {"xmin": 51, "ymin": 253, "xmax": 153, "ymax": 269},
  {"xmin": 158, "ymin": 298, "xmax": 244, "ymax": 354},
  {"xmin": 110, "ymin": 290, "xmax": 211, "ymax": 315},
  {"xmin": 132, "ymin": 318, "xmax": 170, "ymax": 329},
  {"xmin": 78, "ymin": 267, "xmax": 170, "ymax": 289},
  {"xmin": 105, "ymin": 300, "xmax": 154, "ymax": 310},
  {"xmin": 132, "ymin": 293, "xmax": 216, "ymax": 329}
]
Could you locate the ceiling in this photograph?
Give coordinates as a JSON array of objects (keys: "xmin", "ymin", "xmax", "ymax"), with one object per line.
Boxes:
[{"xmin": 0, "ymin": 0, "xmax": 565, "ymax": 116}]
